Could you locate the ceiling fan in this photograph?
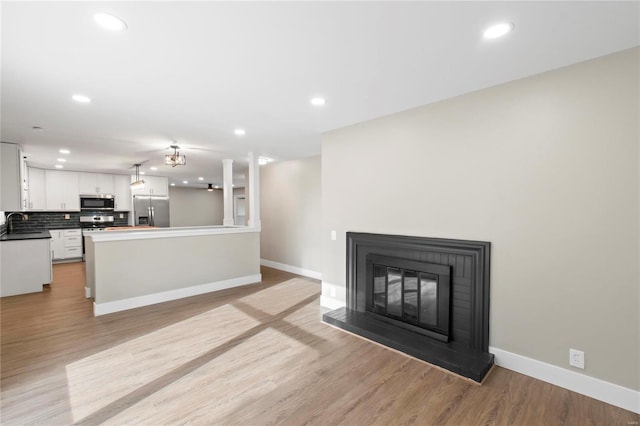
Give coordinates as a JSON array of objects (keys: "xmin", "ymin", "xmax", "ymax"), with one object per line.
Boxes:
[{"xmin": 197, "ymin": 183, "xmax": 221, "ymax": 192}]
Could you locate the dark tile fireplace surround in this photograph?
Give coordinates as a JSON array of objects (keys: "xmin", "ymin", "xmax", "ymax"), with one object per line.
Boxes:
[{"xmin": 322, "ymin": 232, "xmax": 493, "ymax": 382}]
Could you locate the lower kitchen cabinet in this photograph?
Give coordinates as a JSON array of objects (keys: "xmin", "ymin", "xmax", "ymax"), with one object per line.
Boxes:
[
  {"xmin": 0, "ymin": 238, "xmax": 52, "ymax": 297},
  {"xmin": 50, "ymin": 228, "xmax": 82, "ymax": 261}
]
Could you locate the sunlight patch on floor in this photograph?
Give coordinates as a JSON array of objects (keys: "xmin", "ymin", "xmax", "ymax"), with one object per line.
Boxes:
[
  {"xmin": 106, "ymin": 327, "xmax": 314, "ymax": 424},
  {"xmin": 238, "ymin": 278, "xmax": 320, "ymax": 316},
  {"xmin": 65, "ymin": 303, "xmax": 259, "ymax": 422},
  {"xmin": 65, "ymin": 278, "xmax": 322, "ymax": 423}
]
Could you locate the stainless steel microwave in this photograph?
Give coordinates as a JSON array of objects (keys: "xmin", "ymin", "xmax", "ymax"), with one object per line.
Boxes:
[{"xmin": 80, "ymin": 195, "xmax": 115, "ymax": 211}]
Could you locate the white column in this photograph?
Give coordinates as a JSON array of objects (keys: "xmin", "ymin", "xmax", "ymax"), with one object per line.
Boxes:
[
  {"xmin": 222, "ymin": 159, "xmax": 234, "ymax": 226},
  {"xmin": 247, "ymin": 152, "xmax": 261, "ymax": 229}
]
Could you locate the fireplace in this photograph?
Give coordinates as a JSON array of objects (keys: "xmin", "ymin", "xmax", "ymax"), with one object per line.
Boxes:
[
  {"xmin": 322, "ymin": 232, "xmax": 494, "ymax": 382},
  {"xmin": 367, "ymin": 254, "xmax": 451, "ymax": 343}
]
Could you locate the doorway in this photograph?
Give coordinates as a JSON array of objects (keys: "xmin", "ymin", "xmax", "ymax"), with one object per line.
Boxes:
[{"xmin": 234, "ymin": 195, "xmax": 246, "ymax": 226}]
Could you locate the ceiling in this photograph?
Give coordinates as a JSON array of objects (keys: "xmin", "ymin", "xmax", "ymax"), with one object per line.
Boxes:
[{"xmin": 2, "ymin": 1, "xmax": 638, "ymax": 188}]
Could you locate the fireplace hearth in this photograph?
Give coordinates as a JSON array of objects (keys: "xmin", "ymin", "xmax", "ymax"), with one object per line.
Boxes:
[{"xmin": 322, "ymin": 232, "xmax": 494, "ymax": 382}]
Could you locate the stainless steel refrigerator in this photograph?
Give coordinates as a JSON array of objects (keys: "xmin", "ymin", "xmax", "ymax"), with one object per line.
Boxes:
[{"xmin": 133, "ymin": 195, "xmax": 170, "ymax": 227}]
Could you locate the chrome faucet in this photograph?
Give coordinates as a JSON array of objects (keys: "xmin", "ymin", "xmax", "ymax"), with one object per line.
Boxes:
[{"xmin": 6, "ymin": 212, "xmax": 25, "ymax": 234}]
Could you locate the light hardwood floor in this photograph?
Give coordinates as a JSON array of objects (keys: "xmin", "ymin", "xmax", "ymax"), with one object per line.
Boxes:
[{"xmin": 1, "ymin": 262, "xmax": 637, "ymax": 425}]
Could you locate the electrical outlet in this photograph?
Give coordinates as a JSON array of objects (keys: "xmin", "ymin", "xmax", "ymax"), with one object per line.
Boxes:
[
  {"xmin": 64, "ymin": 214, "xmax": 70, "ymax": 220},
  {"xmin": 569, "ymin": 349, "xmax": 585, "ymax": 369},
  {"xmin": 119, "ymin": 213, "xmax": 124, "ymax": 219},
  {"xmin": 23, "ymin": 214, "xmax": 28, "ymax": 220}
]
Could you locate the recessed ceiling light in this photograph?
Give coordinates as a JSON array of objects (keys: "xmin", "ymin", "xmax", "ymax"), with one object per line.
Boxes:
[
  {"xmin": 483, "ymin": 22, "xmax": 514, "ymax": 39},
  {"xmin": 183, "ymin": 180, "xmax": 188, "ymax": 184},
  {"xmin": 94, "ymin": 13, "xmax": 127, "ymax": 31},
  {"xmin": 234, "ymin": 129, "xmax": 246, "ymax": 136},
  {"xmin": 55, "ymin": 164, "xmax": 64, "ymax": 169},
  {"xmin": 170, "ymin": 183, "xmax": 175, "ymax": 186},
  {"xmin": 57, "ymin": 158, "xmax": 67, "ymax": 163},
  {"xmin": 150, "ymin": 167, "xmax": 157, "ymax": 171},
  {"xmin": 214, "ymin": 185, "xmax": 219, "ymax": 189},
  {"xmin": 310, "ymin": 97, "xmax": 326, "ymax": 106},
  {"xmin": 72, "ymin": 94, "xmax": 91, "ymax": 103},
  {"xmin": 198, "ymin": 177, "xmax": 204, "ymax": 181},
  {"xmin": 59, "ymin": 149, "xmax": 70, "ymax": 154},
  {"xmin": 140, "ymin": 171, "xmax": 146, "ymax": 175},
  {"xmin": 258, "ymin": 157, "xmax": 271, "ymax": 166}
]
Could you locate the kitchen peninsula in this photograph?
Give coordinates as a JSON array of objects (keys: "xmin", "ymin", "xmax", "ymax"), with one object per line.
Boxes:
[{"xmin": 85, "ymin": 225, "xmax": 261, "ymax": 316}]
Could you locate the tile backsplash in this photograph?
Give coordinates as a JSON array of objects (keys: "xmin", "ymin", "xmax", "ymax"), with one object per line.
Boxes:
[{"xmin": 3, "ymin": 211, "xmax": 129, "ymax": 233}]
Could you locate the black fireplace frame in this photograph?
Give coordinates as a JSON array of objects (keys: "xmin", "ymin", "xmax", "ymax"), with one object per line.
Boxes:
[
  {"xmin": 323, "ymin": 232, "xmax": 493, "ymax": 382},
  {"xmin": 347, "ymin": 232, "xmax": 491, "ymax": 353}
]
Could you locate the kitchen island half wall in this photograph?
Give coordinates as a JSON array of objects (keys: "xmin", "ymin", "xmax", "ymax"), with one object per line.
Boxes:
[{"xmin": 85, "ymin": 226, "xmax": 261, "ymax": 315}]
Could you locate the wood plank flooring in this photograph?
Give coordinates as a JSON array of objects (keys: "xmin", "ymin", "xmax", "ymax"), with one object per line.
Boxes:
[{"xmin": 1, "ymin": 262, "xmax": 637, "ymax": 425}]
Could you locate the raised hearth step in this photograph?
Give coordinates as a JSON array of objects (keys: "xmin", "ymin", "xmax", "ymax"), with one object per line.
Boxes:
[{"xmin": 322, "ymin": 307, "xmax": 494, "ymax": 383}]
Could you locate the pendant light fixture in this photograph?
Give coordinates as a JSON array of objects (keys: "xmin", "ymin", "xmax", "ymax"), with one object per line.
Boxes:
[
  {"xmin": 165, "ymin": 145, "xmax": 186, "ymax": 167},
  {"xmin": 131, "ymin": 163, "xmax": 145, "ymax": 189},
  {"xmin": 207, "ymin": 183, "xmax": 214, "ymax": 192}
]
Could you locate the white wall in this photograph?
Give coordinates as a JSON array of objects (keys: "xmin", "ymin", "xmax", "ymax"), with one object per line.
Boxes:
[
  {"xmin": 260, "ymin": 156, "xmax": 322, "ymax": 277},
  {"xmin": 169, "ymin": 187, "xmax": 223, "ymax": 227},
  {"xmin": 322, "ymin": 48, "xmax": 639, "ymax": 391}
]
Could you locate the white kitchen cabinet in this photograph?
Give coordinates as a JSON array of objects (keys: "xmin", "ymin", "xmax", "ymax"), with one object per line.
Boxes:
[
  {"xmin": 78, "ymin": 172, "xmax": 115, "ymax": 195},
  {"xmin": 131, "ymin": 175, "xmax": 168, "ymax": 196},
  {"xmin": 27, "ymin": 167, "xmax": 47, "ymax": 210},
  {"xmin": 49, "ymin": 230, "xmax": 64, "ymax": 259},
  {"xmin": 113, "ymin": 175, "xmax": 131, "ymax": 211},
  {"xmin": 1, "ymin": 142, "xmax": 27, "ymax": 211},
  {"xmin": 0, "ymin": 237, "xmax": 52, "ymax": 297},
  {"xmin": 45, "ymin": 170, "xmax": 79, "ymax": 211},
  {"xmin": 50, "ymin": 228, "xmax": 82, "ymax": 261}
]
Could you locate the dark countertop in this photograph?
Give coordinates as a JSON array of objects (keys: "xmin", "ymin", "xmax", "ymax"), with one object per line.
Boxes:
[{"xmin": 0, "ymin": 230, "xmax": 52, "ymax": 241}]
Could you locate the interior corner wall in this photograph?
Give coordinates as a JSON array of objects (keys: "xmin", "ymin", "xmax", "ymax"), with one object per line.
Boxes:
[
  {"xmin": 169, "ymin": 186, "xmax": 223, "ymax": 227},
  {"xmin": 321, "ymin": 48, "xmax": 639, "ymax": 391},
  {"xmin": 260, "ymin": 156, "xmax": 322, "ymax": 275}
]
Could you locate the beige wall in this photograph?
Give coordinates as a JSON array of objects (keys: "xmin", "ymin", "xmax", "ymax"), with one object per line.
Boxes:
[
  {"xmin": 322, "ymin": 48, "xmax": 639, "ymax": 390},
  {"xmin": 93, "ymin": 231, "xmax": 260, "ymax": 303},
  {"xmin": 169, "ymin": 186, "xmax": 223, "ymax": 227},
  {"xmin": 261, "ymin": 156, "xmax": 322, "ymax": 274}
]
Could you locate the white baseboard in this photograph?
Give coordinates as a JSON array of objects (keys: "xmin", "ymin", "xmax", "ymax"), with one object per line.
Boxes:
[
  {"xmin": 93, "ymin": 274, "xmax": 262, "ymax": 316},
  {"xmin": 490, "ymin": 346, "xmax": 639, "ymax": 414},
  {"xmin": 260, "ymin": 259, "xmax": 322, "ymax": 280}
]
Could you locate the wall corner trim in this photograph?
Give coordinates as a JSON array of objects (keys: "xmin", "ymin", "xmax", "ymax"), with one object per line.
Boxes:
[
  {"xmin": 93, "ymin": 274, "xmax": 262, "ymax": 316},
  {"xmin": 260, "ymin": 258, "xmax": 322, "ymax": 280},
  {"xmin": 320, "ymin": 281, "xmax": 346, "ymax": 310},
  {"xmin": 320, "ymin": 295, "xmax": 346, "ymax": 310},
  {"xmin": 489, "ymin": 346, "xmax": 640, "ymax": 414}
]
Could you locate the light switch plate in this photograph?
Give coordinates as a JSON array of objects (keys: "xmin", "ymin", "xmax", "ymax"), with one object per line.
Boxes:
[{"xmin": 331, "ymin": 230, "xmax": 337, "ymax": 241}]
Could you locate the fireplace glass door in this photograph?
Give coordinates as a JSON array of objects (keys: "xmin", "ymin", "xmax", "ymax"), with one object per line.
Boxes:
[{"xmin": 368, "ymin": 255, "xmax": 451, "ymax": 342}]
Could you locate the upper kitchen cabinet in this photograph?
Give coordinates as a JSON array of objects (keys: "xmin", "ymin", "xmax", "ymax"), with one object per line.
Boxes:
[
  {"xmin": 1, "ymin": 142, "xmax": 27, "ymax": 211},
  {"xmin": 130, "ymin": 175, "xmax": 168, "ymax": 197},
  {"xmin": 45, "ymin": 170, "xmax": 80, "ymax": 211},
  {"xmin": 78, "ymin": 172, "xmax": 115, "ymax": 195},
  {"xmin": 113, "ymin": 175, "xmax": 131, "ymax": 211},
  {"xmin": 27, "ymin": 167, "xmax": 47, "ymax": 210}
]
